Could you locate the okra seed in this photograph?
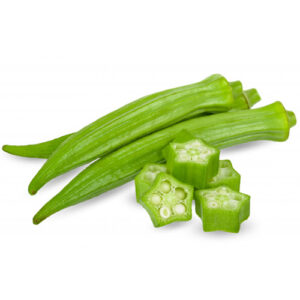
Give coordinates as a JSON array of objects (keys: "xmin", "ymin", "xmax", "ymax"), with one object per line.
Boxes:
[
  {"xmin": 159, "ymin": 181, "xmax": 171, "ymax": 193},
  {"xmin": 207, "ymin": 201, "xmax": 218, "ymax": 208},
  {"xmin": 175, "ymin": 187, "xmax": 186, "ymax": 200},
  {"xmin": 188, "ymin": 149, "xmax": 198, "ymax": 155},
  {"xmin": 223, "ymin": 200, "xmax": 239, "ymax": 209},
  {"xmin": 206, "ymin": 194, "xmax": 216, "ymax": 201},
  {"xmin": 144, "ymin": 172, "xmax": 155, "ymax": 182},
  {"xmin": 174, "ymin": 204, "xmax": 186, "ymax": 215},
  {"xmin": 218, "ymin": 187, "xmax": 230, "ymax": 194},
  {"xmin": 150, "ymin": 193, "xmax": 161, "ymax": 204},
  {"xmin": 160, "ymin": 206, "xmax": 171, "ymax": 219},
  {"xmin": 216, "ymin": 194, "xmax": 228, "ymax": 201}
]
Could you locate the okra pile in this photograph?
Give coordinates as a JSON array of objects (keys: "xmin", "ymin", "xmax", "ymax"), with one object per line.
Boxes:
[{"xmin": 3, "ymin": 74, "xmax": 296, "ymax": 232}]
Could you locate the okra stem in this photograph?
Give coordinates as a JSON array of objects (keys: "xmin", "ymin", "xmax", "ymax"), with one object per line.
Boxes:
[
  {"xmin": 244, "ymin": 88, "xmax": 261, "ymax": 107},
  {"xmin": 33, "ymin": 102, "xmax": 294, "ymax": 224},
  {"xmin": 287, "ymin": 110, "xmax": 297, "ymax": 127}
]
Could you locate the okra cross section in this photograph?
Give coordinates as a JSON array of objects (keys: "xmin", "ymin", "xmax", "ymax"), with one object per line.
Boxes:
[
  {"xmin": 207, "ymin": 160, "xmax": 241, "ymax": 191},
  {"xmin": 164, "ymin": 138, "xmax": 220, "ymax": 188},
  {"xmin": 135, "ymin": 163, "xmax": 167, "ymax": 202},
  {"xmin": 140, "ymin": 173, "xmax": 193, "ymax": 227},
  {"xmin": 195, "ymin": 186, "xmax": 250, "ymax": 233}
]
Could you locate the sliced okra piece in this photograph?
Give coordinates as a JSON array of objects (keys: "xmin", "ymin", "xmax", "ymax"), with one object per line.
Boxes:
[
  {"xmin": 135, "ymin": 163, "xmax": 167, "ymax": 202},
  {"xmin": 163, "ymin": 133, "xmax": 220, "ymax": 188},
  {"xmin": 195, "ymin": 186, "xmax": 250, "ymax": 233},
  {"xmin": 207, "ymin": 160, "xmax": 241, "ymax": 191},
  {"xmin": 140, "ymin": 173, "xmax": 193, "ymax": 227}
]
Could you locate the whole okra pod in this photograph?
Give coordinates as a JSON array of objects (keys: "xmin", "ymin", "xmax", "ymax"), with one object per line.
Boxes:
[
  {"xmin": 28, "ymin": 74, "xmax": 236, "ymax": 195},
  {"xmin": 33, "ymin": 102, "xmax": 295, "ymax": 224},
  {"xmin": 2, "ymin": 85, "xmax": 259, "ymax": 159}
]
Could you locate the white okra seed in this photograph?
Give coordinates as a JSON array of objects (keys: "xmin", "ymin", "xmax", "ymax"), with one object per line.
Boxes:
[
  {"xmin": 160, "ymin": 206, "xmax": 171, "ymax": 219},
  {"xmin": 207, "ymin": 200, "xmax": 218, "ymax": 208},
  {"xmin": 160, "ymin": 181, "xmax": 171, "ymax": 193},
  {"xmin": 174, "ymin": 204, "xmax": 186, "ymax": 215},
  {"xmin": 150, "ymin": 193, "xmax": 161, "ymax": 204},
  {"xmin": 175, "ymin": 187, "xmax": 186, "ymax": 200},
  {"xmin": 223, "ymin": 200, "xmax": 239, "ymax": 209}
]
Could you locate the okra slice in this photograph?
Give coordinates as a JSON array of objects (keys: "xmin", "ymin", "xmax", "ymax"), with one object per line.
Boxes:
[
  {"xmin": 195, "ymin": 186, "xmax": 250, "ymax": 233},
  {"xmin": 164, "ymin": 137, "xmax": 220, "ymax": 188},
  {"xmin": 207, "ymin": 160, "xmax": 241, "ymax": 191},
  {"xmin": 140, "ymin": 173, "xmax": 193, "ymax": 227},
  {"xmin": 135, "ymin": 163, "xmax": 167, "ymax": 202}
]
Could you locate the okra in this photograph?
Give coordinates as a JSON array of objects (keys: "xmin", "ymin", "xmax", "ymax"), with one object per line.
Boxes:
[
  {"xmin": 163, "ymin": 136, "xmax": 220, "ymax": 188},
  {"xmin": 135, "ymin": 163, "xmax": 167, "ymax": 202},
  {"xmin": 244, "ymin": 89, "xmax": 261, "ymax": 107},
  {"xmin": 29, "ymin": 74, "xmax": 236, "ymax": 194},
  {"xmin": 194, "ymin": 186, "xmax": 250, "ymax": 233},
  {"xmin": 140, "ymin": 173, "xmax": 193, "ymax": 227},
  {"xmin": 32, "ymin": 102, "xmax": 295, "ymax": 224},
  {"xmin": 207, "ymin": 160, "xmax": 241, "ymax": 191},
  {"xmin": 2, "ymin": 134, "xmax": 71, "ymax": 159},
  {"xmin": 2, "ymin": 85, "xmax": 260, "ymax": 159}
]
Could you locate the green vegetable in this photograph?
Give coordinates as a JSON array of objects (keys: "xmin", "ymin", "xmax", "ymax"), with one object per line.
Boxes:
[
  {"xmin": 32, "ymin": 102, "xmax": 295, "ymax": 224},
  {"xmin": 244, "ymin": 89, "xmax": 261, "ymax": 107},
  {"xmin": 135, "ymin": 163, "xmax": 167, "ymax": 202},
  {"xmin": 163, "ymin": 136, "xmax": 220, "ymax": 188},
  {"xmin": 140, "ymin": 173, "xmax": 193, "ymax": 227},
  {"xmin": 2, "ymin": 134, "xmax": 71, "ymax": 159},
  {"xmin": 194, "ymin": 186, "xmax": 250, "ymax": 233},
  {"xmin": 28, "ymin": 74, "xmax": 236, "ymax": 195},
  {"xmin": 207, "ymin": 160, "xmax": 241, "ymax": 191},
  {"xmin": 2, "ymin": 85, "xmax": 260, "ymax": 159}
]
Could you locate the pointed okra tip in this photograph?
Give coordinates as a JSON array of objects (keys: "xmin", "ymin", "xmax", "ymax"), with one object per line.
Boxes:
[
  {"xmin": 28, "ymin": 183, "xmax": 37, "ymax": 195},
  {"xmin": 2, "ymin": 144, "xmax": 11, "ymax": 154}
]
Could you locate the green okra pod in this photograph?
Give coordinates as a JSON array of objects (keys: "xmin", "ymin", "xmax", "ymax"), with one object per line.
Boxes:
[
  {"xmin": 207, "ymin": 160, "xmax": 241, "ymax": 191},
  {"xmin": 194, "ymin": 186, "xmax": 250, "ymax": 233},
  {"xmin": 29, "ymin": 74, "xmax": 236, "ymax": 195},
  {"xmin": 32, "ymin": 102, "xmax": 294, "ymax": 224},
  {"xmin": 2, "ymin": 85, "xmax": 260, "ymax": 159},
  {"xmin": 140, "ymin": 173, "xmax": 193, "ymax": 227},
  {"xmin": 135, "ymin": 163, "xmax": 167, "ymax": 202}
]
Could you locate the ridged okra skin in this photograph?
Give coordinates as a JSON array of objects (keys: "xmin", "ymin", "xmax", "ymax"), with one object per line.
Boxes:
[
  {"xmin": 207, "ymin": 160, "xmax": 241, "ymax": 191},
  {"xmin": 163, "ymin": 138, "xmax": 220, "ymax": 188},
  {"xmin": 28, "ymin": 74, "xmax": 235, "ymax": 195},
  {"xmin": 32, "ymin": 102, "xmax": 294, "ymax": 224},
  {"xmin": 140, "ymin": 173, "xmax": 193, "ymax": 227},
  {"xmin": 195, "ymin": 186, "xmax": 250, "ymax": 233},
  {"xmin": 2, "ymin": 134, "xmax": 71, "ymax": 159},
  {"xmin": 2, "ymin": 83, "xmax": 259, "ymax": 160},
  {"xmin": 135, "ymin": 163, "xmax": 167, "ymax": 202}
]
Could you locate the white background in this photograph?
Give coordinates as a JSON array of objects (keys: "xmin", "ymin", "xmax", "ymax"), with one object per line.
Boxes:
[{"xmin": 1, "ymin": 1, "xmax": 299, "ymax": 299}]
